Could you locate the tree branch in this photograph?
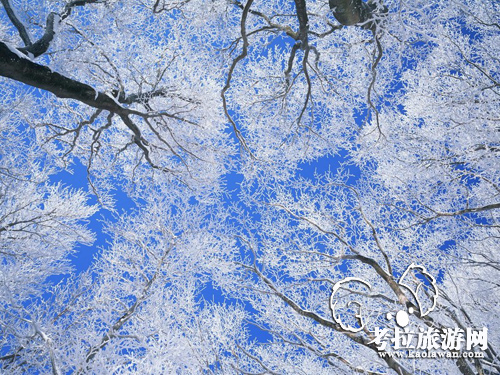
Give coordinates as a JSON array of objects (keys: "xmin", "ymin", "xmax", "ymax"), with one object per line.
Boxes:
[
  {"xmin": 293, "ymin": 0, "xmax": 309, "ymax": 48},
  {"xmin": 5, "ymin": 0, "xmax": 100, "ymax": 58},
  {"xmin": 0, "ymin": 41, "xmax": 124, "ymax": 112},
  {"xmin": 0, "ymin": 41, "xmax": 174, "ymax": 174},
  {"xmin": 221, "ymin": 0, "xmax": 255, "ymax": 157},
  {"xmin": 247, "ymin": 261, "xmax": 413, "ymax": 375},
  {"xmin": 329, "ymin": 0, "xmax": 387, "ymax": 31},
  {"xmin": 0, "ymin": 0, "xmax": 32, "ymax": 46}
]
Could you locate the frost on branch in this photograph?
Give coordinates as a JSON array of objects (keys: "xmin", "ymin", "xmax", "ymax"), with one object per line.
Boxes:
[{"xmin": 0, "ymin": 0, "xmax": 499, "ymax": 374}]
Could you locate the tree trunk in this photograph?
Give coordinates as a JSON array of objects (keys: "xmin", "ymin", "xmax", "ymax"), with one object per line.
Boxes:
[{"xmin": 329, "ymin": 0, "xmax": 379, "ymax": 30}]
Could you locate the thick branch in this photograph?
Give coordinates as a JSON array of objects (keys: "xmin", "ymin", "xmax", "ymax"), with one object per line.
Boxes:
[
  {"xmin": 269, "ymin": 202, "xmax": 411, "ymax": 306},
  {"xmin": 18, "ymin": 13, "xmax": 58, "ymax": 58},
  {"xmin": 249, "ymin": 264, "xmax": 413, "ymax": 375},
  {"xmin": 0, "ymin": 41, "xmax": 125, "ymax": 113},
  {"xmin": 0, "ymin": 41, "xmax": 174, "ymax": 173},
  {"xmin": 329, "ymin": 0, "xmax": 386, "ymax": 31},
  {"xmin": 0, "ymin": 0, "xmax": 32, "ymax": 46},
  {"xmin": 293, "ymin": 0, "xmax": 309, "ymax": 48},
  {"xmin": 329, "ymin": 0, "xmax": 373, "ymax": 26},
  {"xmin": 9, "ymin": 0, "xmax": 99, "ymax": 58}
]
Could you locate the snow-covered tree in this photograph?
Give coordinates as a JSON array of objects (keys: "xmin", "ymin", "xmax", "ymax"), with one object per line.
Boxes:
[{"xmin": 0, "ymin": 0, "xmax": 498, "ymax": 373}]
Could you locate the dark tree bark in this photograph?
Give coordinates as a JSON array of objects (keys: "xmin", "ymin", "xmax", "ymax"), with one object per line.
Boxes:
[
  {"xmin": 1, "ymin": 0, "xmax": 99, "ymax": 58},
  {"xmin": 0, "ymin": 41, "xmax": 125, "ymax": 113},
  {"xmin": 329, "ymin": 0, "xmax": 386, "ymax": 31}
]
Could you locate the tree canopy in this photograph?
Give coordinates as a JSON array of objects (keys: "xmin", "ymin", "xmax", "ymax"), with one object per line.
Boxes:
[{"xmin": 0, "ymin": 0, "xmax": 499, "ymax": 374}]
